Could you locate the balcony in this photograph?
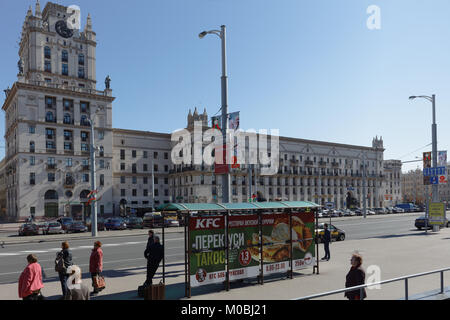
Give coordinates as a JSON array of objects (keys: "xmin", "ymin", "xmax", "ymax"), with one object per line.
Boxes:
[
  {"xmin": 47, "ymin": 164, "xmax": 56, "ymax": 170},
  {"xmin": 331, "ymin": 162, "xmax": 340, "ymax": 168},
  {"xmin": 305, "ymin": 160, "xmax": 314, "ymax": 166},
  {"xmin": 319, "ymin": 161, "xmax": 327, "ymax": 166},
  {"xmin": 81, "ymin": 165, "xmax": 90, "ymax": 171}
]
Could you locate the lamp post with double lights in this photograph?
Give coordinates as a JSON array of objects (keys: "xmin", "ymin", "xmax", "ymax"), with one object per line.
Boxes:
[{"xmin": 199, "ymin": 25, "xmax": 230, "ymax": 203}]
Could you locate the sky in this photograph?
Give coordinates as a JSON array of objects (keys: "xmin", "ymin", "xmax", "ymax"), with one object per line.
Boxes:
[{"xmin": 1, "ymin": 0, "xmax": 450, "ymax": 173}]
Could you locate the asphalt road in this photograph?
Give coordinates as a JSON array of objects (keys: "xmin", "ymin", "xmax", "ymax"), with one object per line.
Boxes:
[{"xmin": 0, "ymin": 212, "xmax": 425, "ymax": 286}]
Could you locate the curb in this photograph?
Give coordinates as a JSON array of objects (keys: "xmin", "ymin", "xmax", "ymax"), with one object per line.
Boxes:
[{"xmin": 0, "ymin": 228, "xmax": 185, "ymax": 245}]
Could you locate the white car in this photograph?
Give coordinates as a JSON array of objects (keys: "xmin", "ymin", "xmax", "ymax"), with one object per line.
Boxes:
[
  {"xmin": 367, "ymin": 209, "xmax": 376, "ymax": 215},
  {"xmin": 45, "ymin": 222, "xmax": 65, "ymax": 234}
]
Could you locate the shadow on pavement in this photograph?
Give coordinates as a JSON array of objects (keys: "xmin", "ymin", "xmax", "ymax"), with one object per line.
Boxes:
[{"xmin": 372, "ymin": 231, "xmax": 439, "ymax": 239}]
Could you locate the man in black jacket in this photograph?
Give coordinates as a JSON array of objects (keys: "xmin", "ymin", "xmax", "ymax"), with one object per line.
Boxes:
[
  {"xmin": 144, "ymin": 236, "xmax": 164, "ymax": 285},
  {"xmin": 321, "ymin": 224, "xmax": 331, "ymax": 261},
  {"xmin": 57, "ymin": 241, "xmax": 73, "ymax": 299}
]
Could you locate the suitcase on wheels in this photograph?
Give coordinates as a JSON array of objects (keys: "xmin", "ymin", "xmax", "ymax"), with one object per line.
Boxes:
[{"xmin": 144, "ymin": 281, "xmax": 165, "ymax": 300}]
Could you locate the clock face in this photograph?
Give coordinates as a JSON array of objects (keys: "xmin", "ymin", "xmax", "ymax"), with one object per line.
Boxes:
[{"xmin": 55, "ymin": 20, "xmax": 73, "ymax": 39}]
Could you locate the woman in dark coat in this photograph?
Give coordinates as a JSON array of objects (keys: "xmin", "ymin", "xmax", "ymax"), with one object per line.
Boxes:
[
  {"xmin": 345, "ymin": 253, "xmax": 367, "ymax": 300},
  {"xmin": 57, "ymin": 241, "xmax": 73, "ymax": 299}
]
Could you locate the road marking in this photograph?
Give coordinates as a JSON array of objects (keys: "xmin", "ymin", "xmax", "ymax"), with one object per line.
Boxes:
[
  {"xmin": 0, "ymin": 253, "xmax": 20, "ymax": 256},
  {"xmin": 19, "ymin": 250, "xmax": 48, "ymax": 254}
]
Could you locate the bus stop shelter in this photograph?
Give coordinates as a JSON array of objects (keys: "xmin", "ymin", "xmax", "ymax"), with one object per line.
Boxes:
[{"xmin": 157, "ymin": 201, "xmax": 321, "ymax": 298}]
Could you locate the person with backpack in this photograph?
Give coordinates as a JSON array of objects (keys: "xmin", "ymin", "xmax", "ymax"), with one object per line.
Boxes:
[
  {"xmin": 89, "ymin": 241, "xmax": 104, "ymax": 295},
  {"xmin": 18, "ymin": 254, "xmax": 44, "ymax": 300},
  {"xmin": 55, "ymin": 241, "xmax": 73, "ymax": 299}
]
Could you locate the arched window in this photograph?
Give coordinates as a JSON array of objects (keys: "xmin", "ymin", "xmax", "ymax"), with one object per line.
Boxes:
[
  {"xmin": 80, "ymin": 190, "xmax": 90, "ymax": 199},
  {"xmin": 44, "ymin": 190, "xmax": 59, "ymax": 200},
  {"xmin": 46, "ymin": 111, "xmax": 54, "ymax": 122},
  {"xmin": 44, "ymin": 46, "xmax": 51, "ymax": 59},
  {"xmin": 62, "ymin": 50, "xmax": 68, "ymax": 62},
  {"xmin": 63, "ymin": 113, "xmax": 72, "ymax": 124},
  {"xmin": 78, "ymin": 54, "xmax": 84, "ymax": 65}
]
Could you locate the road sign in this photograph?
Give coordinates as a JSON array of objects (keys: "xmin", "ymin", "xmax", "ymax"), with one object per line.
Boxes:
[{"xmin": 325, "ymin": 202, "xmax": 334, "ymax": 209}]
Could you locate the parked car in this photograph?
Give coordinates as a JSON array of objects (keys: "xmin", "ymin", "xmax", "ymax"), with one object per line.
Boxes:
[
  {"xmin": 374, "ymin": 208, "xmax": 386, "ymax": 215},
  {"xmin": 36, "ymin": 222, "xmax": 49, "ymax": 235},
  {"xmin": 334, "ymin": 209, "xmax": 344, "ymax": 217},
  {"xmin": 126, "ymin": 217, "xmax": 144, "ymax": 229},
  {"xmin": 386, "ymin": 207, "xmax": 395, "ymax": 214},
  {"xmin": 354, "ymin": 209, "xmax": 362, "ymax": 216},
  {"xmin": 105, "ymin": 218, "xmax": 127, "ymax": 230},
  {"xmin": 164, "ymin": 217, "xmax": 180, "ymax": 227},
  {"xmin": 45, "ymin": 221, "xmax": 65, "ymax": 235},
  {"xmin": 315, "ymin": 223, "xmax": 346, "ymax": 242},
  {"xmin": 57, "ymin": 217, "xmax": 74, "ymax": 233},
  {"xmin": 342, "ymin": 209, "xmax": 354, "ymax": 217},
  {"xmin": 415, "ymin": 216, "xmax": 450, "ymax": 230},
  {"xmin": 86, "ymin": 217, "xmax": 106, "ymax": 231},
  {"xmin": 367, "ymin": 209, "xmax": 376, "ymax": 215},
  {"xmin": 393, "ymin": 207, "xmax": 405, "ymax": 213},
  {"xmin": 68, "ymin": 221, "xmax": 87, "ymax": 233},
  {"xmin": 143, "ymin": 212, "xmax": 163, "ymax": 228},
  {"xmin": 18, "ymin": 223, "xmax": 39, "ymax": 236}
]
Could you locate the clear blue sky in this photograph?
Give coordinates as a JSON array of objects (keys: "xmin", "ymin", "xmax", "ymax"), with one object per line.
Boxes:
[{"xmin": 1, "ymin": 0, "xmax": 450, "ymax": 172}]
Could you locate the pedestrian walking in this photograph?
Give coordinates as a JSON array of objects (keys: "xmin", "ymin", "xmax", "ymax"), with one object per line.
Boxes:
[
  {"xmin": 55, "ymin": 241, "xmax": 73, "ymax": 299},
  {"xmin": 65, "ymin": 265, "xmax": 90, "ymax": 300},
  {"xmin": 321, "ymin": 223, "xmax": 331, "ymax": 261},
  {"xmin": 144, "ymin": 236, "xmax": 164, "ymax": 285},
  {"xmin": 344, "ymin": 253, "xmax": 367, "ymax": 300},
  {"xmin": 89, "ymin": 241, "xmax": 104, "ymax": 295},
  {"xmin": 18, "ymin": 254, "xmax": 44, "ymax": 300}
]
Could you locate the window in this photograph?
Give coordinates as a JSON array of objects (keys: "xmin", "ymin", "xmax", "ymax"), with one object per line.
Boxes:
[
  {"xmin": 143, "ymin": 177, "xmax": 148, "ymax": 184},
  {"xmin": 164, "ymin": 152, "xmax": 168, "ymax": 160},
  {"xmin": 120, "ymin": 149, "xmax": 125, "ymax": 160},
  {"xmin": 121, "ymin": 189, "xmax": 126, "ymax": 197},
  {"xmin": 78, "ymin": 67, "xmax": 85, "ymax": 79},
  {"xmin": 99, "ymin": 159, "xmax": 105, "ymax": 169},
  {"xmin": 82, "ymin": 174, "xmax": 89, "ymax": 182},
  {"xmin": 64, "ymin": 130, "xmax": 72, "ymax": 141},
  {"xmin": 132, "ymin": 177, "xmax": 137, "ymax": 184},
  {"xmin": 154, "ymin": 152, "xmax": 158, "ymax": 159},
  {"xmin": 132, "ymin": 164, "xmax": 137, "ymax": 173},
  {"xmin": 66, "ymin": 158, "xmax": 72, "ymax": 167},
  {"xmin": 120, "ymin": 176, "xmax": 125, "ymax": 184},
  {"xmin": 132, "ymin": 189, "xmax": 137, "ymax": 197},
  {"xmin": 29, "ymin": 126, "xmax": 35, "ymax": 134},
  {"xmin": 155, "ymin": 189, "xmax": 159, "ymax": 197},
  {"xmin": 48, "ymin": 173, "xmax": 55, "ymax": 182},
  {"xmin": 81, "ymin": 143, "xmax": 89, "ymax": 152},
  {"xmin": 46, "ymin": 128, "xmax": 55, "ymax": 139},
  {"xmin": 120, "ymin": 163, "xmax": 125, "ymax": 171},
  {"xmin": 63, "ymin": 99, "xmax": 72, "ymax": 110},
  {"xmin": 30, "ymin": 173, "xmax": 35, "ymax": 185},
  {"xmin": 132, "ymin": 150, "xmax": 137, "ymax": 158},
  {"xmin": 46, "ymin": 96, "xmax": 56, "ymax": 108},
  {"xmin": 78, "ymin": 54, "xmax": 84, "ymax": 65},
  {"xmin": 63, "ymin": 113, "xmax": 72, "ymax": 124},
  {"xmin": 44, "ymin": 46, "xmax": 51, "ymax": 59},
  {"xmin": 45, "ymin": 60, "xmax": 51, "ymax": 72},
  {"xmin": 155, "ymin": 177, "xmax": 159, "ymax": 184},
  {"xmin": 164, "ymin": 178, "xmax": 168, "ymax": 184},
  {"xmin": 99, "ymin": 146, "xmax": 104, "ymax": 157},
  {"xmin": 143, "ymin": 189, "xmax": 148, "ymax": 197},
  {"xmin": 143, "ymin": 151, "xmax": 148, "ymax": 159},
  {"xmin": 46, "ymin": 141, "xmax": 55, "ymax": 150},
  {"xmin": 48, "ymin": 157, "xmax": 55, "ymax": 165},
  {"xmin": 64, "ymin": 142, "xmax": 72, "ymax": 150},
  {"xmin": 154, "ymin": 164, "xmax": 158, "ymax": 172},
  {"xmin": 62, "ymin": 63, "xmax": 68, "ymax": 76},
  {"xmin": 100, "ymin": 174, "xmax": 104, "ymax": 186},
  {"xmin": 80, "ymin": 115, "xmax": 89, "ymax": 126},
  {"xmin": 143, "ymin": 164, "xmax": 148, "ymax": 172},
  {"xmin": 164, "ymin": 165, "xmax": 168, "ymax": 172},
  {"xmin": 62, "ymin": 50, "xmax": 68, "ymax": 62},
  {"xmin": 81, "ymin": 131, "xmax": 89, "ymax": 142},
  {"xmin": 98, "ymin": 131, "xmax": 104, "ymax": 140},
  {"xmin": 46, "ymin": 111, "xmax": 54, "ymax": 122},
  {"xmin": 30, "ymin": 156, "xmax": 35, "ymax": 165},
  {"xmin": 80, "ymin": 102, "xmax": 89, "ymax": 113}
]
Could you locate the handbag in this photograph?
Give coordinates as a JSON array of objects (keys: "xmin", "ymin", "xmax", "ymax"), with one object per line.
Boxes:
[{"xmin": 93, "ymin": 275, "xmax": 106, "ymax": 289}]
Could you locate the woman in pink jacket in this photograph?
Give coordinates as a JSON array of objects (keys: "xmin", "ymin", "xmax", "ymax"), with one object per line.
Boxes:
[
  {"xmin": 89, "ymin": 241, "xmax": 104, "ymax": 295},
  {"xmin": 18, "ymin": 254, "xmax": 44, "ymax": 300}
]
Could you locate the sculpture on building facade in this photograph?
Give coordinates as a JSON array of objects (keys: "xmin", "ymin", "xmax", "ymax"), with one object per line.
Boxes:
[
  {"xmin": 105, "ymin": 75, "xmax": 111, "ymax": 89},
  {"xmin": 3, "ymin": 87, "xmax": 11, "ymax": 98},
  {"xmin": 17, "ymin": 58, "xmax": 24, "ymax": 75}
]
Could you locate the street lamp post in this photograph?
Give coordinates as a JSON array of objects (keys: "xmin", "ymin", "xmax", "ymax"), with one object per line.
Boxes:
[
  {"xmin": 199, "ymin": 25, "xmax": 230, "ymax": 203},
  {"xmin": 409, "ymin": 95, "xmax": 439, "ymax": 231},
  {"xmin": 87, "ymin": 117, "xmax": 98, "ymax": 237}
]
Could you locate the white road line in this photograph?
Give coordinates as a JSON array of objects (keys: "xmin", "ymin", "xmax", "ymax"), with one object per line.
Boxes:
[
  {"xmin": 19, "ymin": 250, "xmax": 48, "ymax": 254},
  {"xmin": 0, "ymin": 253, "xmax": 20, "ymax": 256}
]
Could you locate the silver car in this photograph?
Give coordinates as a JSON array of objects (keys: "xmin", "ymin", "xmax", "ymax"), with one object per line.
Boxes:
[{"xmin": 45, "ymin": 222, "xmax": 65, "ymax": 234}]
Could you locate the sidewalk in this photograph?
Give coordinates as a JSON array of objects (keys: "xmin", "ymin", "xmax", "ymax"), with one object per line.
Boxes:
[{"xmin": 2, "ymin": 226, "xmax": 450, "ymax": 300}]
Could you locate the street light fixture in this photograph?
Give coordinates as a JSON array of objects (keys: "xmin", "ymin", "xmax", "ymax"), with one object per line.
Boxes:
[
  {"xmin": 409, "ymin": 94, "xmax": 438, "ymax": 231},
  {"xmin": 199, "ymin": 25, "xmax": 230, "ymax": 203}
]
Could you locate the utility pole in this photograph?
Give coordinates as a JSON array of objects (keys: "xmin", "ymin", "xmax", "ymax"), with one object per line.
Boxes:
[{"xmin": 363, "ymin": 153, "xmax": 367, "ymax": 219}]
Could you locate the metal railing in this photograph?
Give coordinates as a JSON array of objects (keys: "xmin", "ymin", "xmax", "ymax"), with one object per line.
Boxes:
[{"xmin": 293, "ymin": 267, "xmax": 450, "ymax": 300}]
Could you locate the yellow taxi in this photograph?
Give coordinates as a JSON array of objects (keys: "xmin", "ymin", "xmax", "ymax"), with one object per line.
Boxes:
[{"xmin": 315, "ymin": 223, "xmax": 346, "ymax": 243}]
